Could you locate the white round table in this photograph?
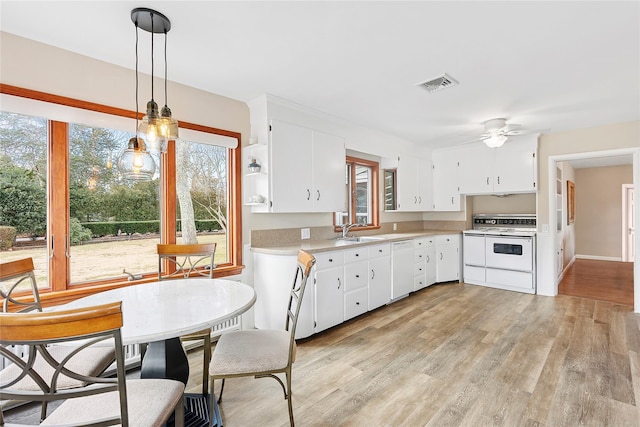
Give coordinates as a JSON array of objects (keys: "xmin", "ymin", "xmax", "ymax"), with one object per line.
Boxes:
[{"xmin": 63, "ymin": 279, "xmax": 256, "ymax": 384}]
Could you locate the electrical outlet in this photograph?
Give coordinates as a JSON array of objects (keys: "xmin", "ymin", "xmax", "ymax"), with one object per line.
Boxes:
[
  {"xmin": 301, "ymin": 228, "xmax": 311, "ymax": 240},
  {"xmin": 393, "ymin": 223, "xmax": 397, "ymax": 231}
]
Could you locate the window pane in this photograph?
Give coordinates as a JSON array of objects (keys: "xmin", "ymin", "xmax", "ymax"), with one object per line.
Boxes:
[
  {"xmin": 68, "ymin": 123, "xmax": 160, "ymax": 284},
  {"xmin": 384, "ymin": 169, "xmax": 397, "ymax": 211},
  {"xmin": 0, "ymin": 112, "xmax": 49, "ymax": 290},
  {"xmin": 354, "ymin": 165, "xmax": 371, "ymax": 225},
  {"xmin": 176, "ymin": 140, "xmax": 229, "ymax": 266}
]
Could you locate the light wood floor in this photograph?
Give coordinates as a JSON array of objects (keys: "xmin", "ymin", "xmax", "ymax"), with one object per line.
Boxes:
[
  {"xmin": 6, "ymin": 282, "xmax": 640, "ymax": 426},
  {"xmin": 184, "ymin": 282, "xmax": 640, "ymax": 427},
  {"xmin": 559, "ymin": 259, "xmax": 634, "ymax": 306}
]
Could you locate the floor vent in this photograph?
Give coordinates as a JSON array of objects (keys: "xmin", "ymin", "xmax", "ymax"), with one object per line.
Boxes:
[{"xmin": 418, "ymin": 73, "xmax": 459, "ymax": 93}]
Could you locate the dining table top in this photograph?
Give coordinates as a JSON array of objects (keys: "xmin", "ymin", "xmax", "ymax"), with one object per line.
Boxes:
[{"xmin": 62, "ymin": 278, "xmax": 256, "ymax": 345}]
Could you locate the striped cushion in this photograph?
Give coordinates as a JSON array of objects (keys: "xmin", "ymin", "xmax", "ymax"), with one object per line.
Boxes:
[
  {"xmin": 0, "ymin": 345, "xmax": 114, "ymax": 391},
  {"xmin": 210, "ymin": 329, "xmax": 293, "ymax": 376},
  {"xmin": 41, "ymin": 379, "xmax": 184, "ymax": 427}
]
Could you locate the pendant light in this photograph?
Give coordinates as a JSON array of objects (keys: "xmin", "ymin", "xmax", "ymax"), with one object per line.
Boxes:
[
  {"xmin": 118, "ymin": 11, "xmax": 155, "ymax": 181},
  {"xmin": 132, "ymin": 7, "xmax": 177, "ymax": 153}
]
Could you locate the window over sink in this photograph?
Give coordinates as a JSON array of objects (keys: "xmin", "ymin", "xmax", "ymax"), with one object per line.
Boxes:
[{"xmin": 334, "ymin": 156, "xmax": 379, "ymax": 230}]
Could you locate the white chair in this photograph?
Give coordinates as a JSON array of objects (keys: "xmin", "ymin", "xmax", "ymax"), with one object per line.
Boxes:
[
  {"xmin": 0, "ymin": 258, "xmax": 116, "ymax": 421},
  {"xmin": 0, "ymin": 301, "xmax": 185, "ymax": 426},
  {"xmin": 209, "ymin": 249, "xmax": 316, "ymax": 426}
]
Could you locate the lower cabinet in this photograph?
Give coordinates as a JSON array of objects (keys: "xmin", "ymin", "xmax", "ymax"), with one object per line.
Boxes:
[
  {"xmin": 253, "ymin": 234, "xmax": 459, "ymax": 339},
  {"xmin": 436, "ymin": 234, "xmax": 461, "ymax": 282}
]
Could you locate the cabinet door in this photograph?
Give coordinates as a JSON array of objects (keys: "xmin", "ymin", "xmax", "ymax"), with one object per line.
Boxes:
[
  {"xmin": 269, "ymin": 120, "xmax": 313, "ymax": 212},
  {"xmin": 396, "ymin": 155, "xmax": 418, "ymax": 211},
  {"xmin": 432, "ymin": 150, "xmax": 460, "ymax": 211},
  {"xmin": 312, "ymin": 130, "xmax": 346, "ymax": 212},
  {"xmin": 425, "ymin": 243, "xmax": 437, "ymax": 286},
  {"xmin": 416, "ymin": 157, "xmax": 433, "ymax": 211},
  {"xmin": 494, "ymin": 138, "xmax": 537, "ymax": 193},
  {"xmin": 315, "ymin": 267, "xmax": 344, "ymax": 332},
  {"xmin": 369, "ymin": 255, "xmax": 391, "ymax": 310},
  {"xmin": 458, "ymin": 144, "xmax": 494, "ymax": 194},
  {"xmin": 436, "ymin": 240, "xmax": 460, "ymax": 282}
]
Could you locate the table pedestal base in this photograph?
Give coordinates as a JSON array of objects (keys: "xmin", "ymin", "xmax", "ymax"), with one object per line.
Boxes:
[{"xmin": 141, "ymin": 338, "xmax": 190, "ymax": 384}]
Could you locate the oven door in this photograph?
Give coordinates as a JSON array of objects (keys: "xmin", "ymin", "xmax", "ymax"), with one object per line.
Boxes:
[{"xmin": 485, "ymin": 235, "xmax": 533, "ymax": 272}]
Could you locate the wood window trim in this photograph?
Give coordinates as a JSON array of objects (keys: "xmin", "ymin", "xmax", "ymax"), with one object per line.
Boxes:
[
  {"xmin": 334, "ymin": 156, "xmax": 380, "ymax": 232},
  {"xmin": 0, "ymin": 84, "xmax": 244, "ymax": 308}
]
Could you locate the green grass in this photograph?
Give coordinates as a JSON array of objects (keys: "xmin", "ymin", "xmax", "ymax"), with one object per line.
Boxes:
[{"xmin": 0, "ymin": 234, "xmax": 227, "ymax": 288}]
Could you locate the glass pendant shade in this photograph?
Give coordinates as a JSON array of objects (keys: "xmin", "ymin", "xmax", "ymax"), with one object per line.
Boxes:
[
  {"xmin": 118, "ymin": 137, "xmax": 156, "ymax": 181},
  {"xmin": 137, "ymin": 99, "xmax": 168, "ymax": 152},
  {"xmin": 484, "ymin": 134, "xmax": 508, "ymax": 148}
]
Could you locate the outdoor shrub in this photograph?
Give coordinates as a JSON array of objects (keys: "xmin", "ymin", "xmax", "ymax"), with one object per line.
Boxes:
[
  {"xmin": 69, "ymin": 218, "xmax": 92, "ymax": 245},
  {"xmin": 0, "ymin": 226, "xmax": 17, "ymax": 250}
]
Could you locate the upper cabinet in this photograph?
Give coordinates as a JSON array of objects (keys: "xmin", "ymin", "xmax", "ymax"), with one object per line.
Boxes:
[
  {"xmin": 269, "ymin": 120, "xmax": 345, "ymax": 213},
  {"xmin": 396, "ymin": 155, "xmax": 433, "ymax": 212},
  {"xmin": 458, "ymin": 136, "xmax": 537, "ymax": 195},
  {"xmin": 432, "ymin": 148, "xmax": 462, "ymax": 211}
]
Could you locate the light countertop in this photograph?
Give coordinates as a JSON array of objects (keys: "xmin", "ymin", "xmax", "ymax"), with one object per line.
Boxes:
[{"xmin": 251, "ymin": 229, "xmax": 462, "ymax": 255}]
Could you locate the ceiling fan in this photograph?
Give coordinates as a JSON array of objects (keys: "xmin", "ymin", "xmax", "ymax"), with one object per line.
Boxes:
[{"xmin": 480, "ymin": 118, "xmax": 530, "ymax": 148}]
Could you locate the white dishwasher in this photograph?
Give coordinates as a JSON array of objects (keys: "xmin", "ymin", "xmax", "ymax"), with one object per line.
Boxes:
[{"xmin": 391, "ymin": 240, "xmax": 413, "ymax": 299}]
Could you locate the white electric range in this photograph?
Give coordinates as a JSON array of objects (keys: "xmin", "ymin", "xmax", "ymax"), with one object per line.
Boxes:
[{"xmin": 463, "ymin": 214, "xmax": 537, "ymax": 294}]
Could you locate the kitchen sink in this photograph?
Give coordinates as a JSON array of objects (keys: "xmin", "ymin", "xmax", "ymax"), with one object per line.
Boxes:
[{"xmin": 336, "ymin": 236, "xmax": 386, "ymax": 243}]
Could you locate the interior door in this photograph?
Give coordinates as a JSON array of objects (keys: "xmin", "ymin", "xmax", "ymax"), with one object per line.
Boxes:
[{"xmin": 623, "ymin": 184, "xmax": 635, "ymax": 261}]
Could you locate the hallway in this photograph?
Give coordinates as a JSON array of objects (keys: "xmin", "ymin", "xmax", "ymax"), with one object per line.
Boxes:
[{"xmin": 559, "ymin": 258, "xmax": 634, "ymax": 306}]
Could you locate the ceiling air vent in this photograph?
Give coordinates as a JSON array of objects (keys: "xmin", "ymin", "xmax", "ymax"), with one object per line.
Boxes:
[{"xmin": 418, "ymin": 73, "xmax": 459, "ymax": 93}]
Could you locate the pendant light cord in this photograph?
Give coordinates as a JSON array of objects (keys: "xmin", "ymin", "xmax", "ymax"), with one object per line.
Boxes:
[
  {"xmin": 135, "ymin": 23, "xmax": 139, "ymax": 131},
  {"xmin": 150, "ymin": 11, "xmax": 154, "ymax": 102},
  {"xmin": 164, "ymin": 31, "xmax": 168, "ymax": 108}
]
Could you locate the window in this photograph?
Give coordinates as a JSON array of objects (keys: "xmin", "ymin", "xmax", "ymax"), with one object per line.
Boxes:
[
  {"xmin": 336, "ymin": 156, "xmax": 379, "ymax": 229},
  {"xmin": 0, "ymin": 85, "xmax": 242, "ymax": 303},
  {"xmin": 384, "ymin": 169, "xmax": 397, "ymax": 211}
]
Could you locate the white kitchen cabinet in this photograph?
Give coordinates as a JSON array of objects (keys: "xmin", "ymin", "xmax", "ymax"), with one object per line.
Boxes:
[
  {"xmin": 368, "ymin": 243, "xmax": 391, "ymax": 310},
  {"xmin": 414, "ymin": 237, "xmax": 436, "ymax": 291},
  {"xmin": 458, "ymin": 136, "xmax": 538, "ymax": 195},
  {"xmin": 314, "ymin": 251, "xmax": 345, "ymax": 332},
  {"xmin": 269, "ymin": 120, "xmax": 346, "ymax": 213},
  {"xmin": 343, "ymin": 247, "xmax": 369, "ymax": 320},
  {"xmin": 432, "ymin": 149, "xmax": 462, "ymax": 211},
  {"xmin": 397, "ymin": 155, "xmax": 433, "ymax": 212},
  {"xmin": 391, "ymin": 240, "xmax": 414, "ymax": 299},
  {"xmin": 436, "ymin": 234, "xmax": 460, "ymax": 282}
]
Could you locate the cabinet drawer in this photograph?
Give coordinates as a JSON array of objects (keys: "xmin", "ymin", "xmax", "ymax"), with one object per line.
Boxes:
[
  {"xmin": 413, "ymin": 260, "xmax": 426, "ymax": 277},
  {"xmin": 414, "ymin": 275, "xmax": 427, "ymax": 291},
  {"xmin": 368, "ymin": 243, "xmax": 390, "ymax": 258},
  {"xmin": 414, "ymin": 248, "xmax": 427, "ymax": 263},
  {"xmin": 314, "ymin": 251, "xmax": 344, "ymax": 270},
  {"xmin": 344, "ymin": 261, "xmax": 368, "ymax": 292},
  {"xmin": 435, "ymin": 234, "xmax": 458, "ymax": 245},
  {"xmin": 463, "ymin": 265, "xmax": 485, "ymax": 284},
  {"xmin": 345, "ymin": 288, "xmax": 368, "ymax": 320},
  {"xmin": 344, "ymin": 247, "xmax": 367, "ymax": 264}
]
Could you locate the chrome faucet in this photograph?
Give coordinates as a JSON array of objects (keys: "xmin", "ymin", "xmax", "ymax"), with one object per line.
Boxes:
[
  {"xmin": 340, "ymin": 223, "xmax": 357, "ymax": 238},
  {"xmin": 123, "ymin": 269, "xmax": 143, "ymax": 281}
]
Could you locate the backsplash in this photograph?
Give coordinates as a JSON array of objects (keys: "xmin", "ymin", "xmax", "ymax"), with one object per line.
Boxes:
[{"xmin": 251, "ymin": 220, "xmax": 466, "ymax": 247}]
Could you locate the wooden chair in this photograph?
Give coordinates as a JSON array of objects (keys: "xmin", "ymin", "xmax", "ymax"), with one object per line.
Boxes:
[
  {"xmin": 0, "ymin": 258, "xmax": 116, "ymax": 421},
  {"xmin": 157, "ymin": 243, "xmax": 216, "ymax": 395},
  {"xmin": 209, "ymin": 250, "xmax": 316, "ymax": 427},
  {"xmin": 0, "ymin": 302, "xmax": 185, "ymax": 426}
]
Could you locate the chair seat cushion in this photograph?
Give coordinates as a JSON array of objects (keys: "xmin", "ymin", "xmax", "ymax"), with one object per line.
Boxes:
[
  {"xmin": 40, "ymin": 378, "xmax": 184, "ymax": 427},
  {"xmin": 0, "ymin": 345, "xmax": 115, "ymax": 391},
  {"xmin": 210, "ymin": 329, "xmax": 293, "ymax": 377}
]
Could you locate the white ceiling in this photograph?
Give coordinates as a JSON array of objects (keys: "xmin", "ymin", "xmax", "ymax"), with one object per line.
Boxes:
[{"xmin": 1, "ymin": 1, "xmax": 639, "ymax": 149}]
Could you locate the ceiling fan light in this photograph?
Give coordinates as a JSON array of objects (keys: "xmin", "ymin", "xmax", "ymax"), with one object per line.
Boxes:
[{"xmin": 484, "ymin": 134, "xmax": 507, "ymax": 148}]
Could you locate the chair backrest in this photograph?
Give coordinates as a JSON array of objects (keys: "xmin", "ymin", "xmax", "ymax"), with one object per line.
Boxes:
[
  {"xmin": 0, "ymin": 302, "xmax": 128, "ymax": 426},
  {"xmin": 285, "ymin": 250, "xmax": 316, "ymax": 350},
  {"xmin": 0, "ymin": 257, "xmax": 42, "ymax": 313},
  {"xmin": 157, "ymin": 243, "xmax": 217, "ymax": 280}
]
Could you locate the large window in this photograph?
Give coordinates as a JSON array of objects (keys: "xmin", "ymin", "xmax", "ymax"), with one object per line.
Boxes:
[
  {"xmin": 336, "ymin": 156, "xmax": 379, "ymax": 229},
  {"xmin": 0, "ymin": 85, "xmax": 242, "ymax": 303}
]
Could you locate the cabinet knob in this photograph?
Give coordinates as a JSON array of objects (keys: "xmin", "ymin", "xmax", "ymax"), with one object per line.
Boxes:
[
  {"xmin": 356, "ymin": 301, "xmax": 360, "ymax": 305},
  {"xmin": 329, "ymin": 258, "xmax": 333, "ymax": 262},
  {"xmin": 355, "ymin": 275, "xmax": 360, "ymax": 278},
  {"xmin": 355, "ymin": 253, "xmax": 359, "ymax": 257},
  {"xmin": 378, "ymin": 249, "xmax": 382, "ymax": 253}
]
